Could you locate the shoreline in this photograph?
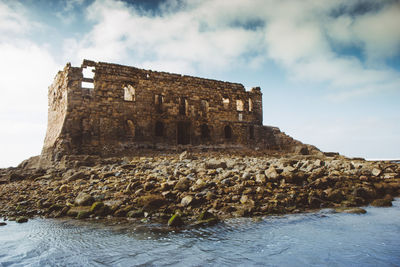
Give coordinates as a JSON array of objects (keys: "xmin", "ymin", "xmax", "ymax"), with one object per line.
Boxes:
[{"xmin": 1, "ymin": 151, "xmax": 399, "ymax": 227}]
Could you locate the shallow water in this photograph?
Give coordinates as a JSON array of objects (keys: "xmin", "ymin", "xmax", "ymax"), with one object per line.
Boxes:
[{"xmin": 1, "ymin": 200, "xmax": 400, "ymax": 267}]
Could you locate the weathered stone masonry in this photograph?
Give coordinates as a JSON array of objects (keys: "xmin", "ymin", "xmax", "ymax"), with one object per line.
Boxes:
[{"xmin": 41, "ymin": 60, "xmax": 311, "ymax": 161}]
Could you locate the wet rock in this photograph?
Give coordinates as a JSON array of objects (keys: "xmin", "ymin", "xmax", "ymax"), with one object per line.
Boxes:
[
  {"xmin": 127, "ymin": 210, "xmax": 143, "ymax": 218},
  {"xmin": 76, "ymin": 210, "xmax": 91, "ymax": 219},
  {"xmin": 335, "ymin": 207, "xmax": 367, "ymax": 214},
  {"xmin": 0, "ymin": 222, "xmax": 6, "ymax": 226},
  {"xmin": 16, "ymin": 217, "xmax": 28, "ymax": 223},
  {"xmin": 90, "ymin": 202, "xmax": 104, "ymax": 213},
  {"xmin": 325, "ymin": 189, "xmax": 344, "ymax": 203},
  {"xmin": 193, "ymin": 211, "xmax": 219, "ymax": 226},
  {"xmin": 168, "ymin": 214, "xmax": 184, "ymax": 227},
  {"xmin": 74, "ymin": 192, "xmax": 94, "ymax": 206},
  {"xmin": 114, "ymin": 207, "xmax": 131, "ymax": 217},
  {"xmin": 308, "ymin": 195, "xmax": 323, "ymax": 208},
  {"xmin": 48, "ymin": 204, "xmax": 64, "ymax": 213},
  {"xmin": 371, "ymin": 198, "xmax": 392, "ymax": 207},
  {"xmin": 137, "ymin": 194, "xmax": 167, "ymax": 211},
  {"xmin": 67, "ymin": 206, "xmax": 91, "ymax": 217},
  {"xmin": 352, "ymin": 187, "xmax": 376, "ymax": 200}
]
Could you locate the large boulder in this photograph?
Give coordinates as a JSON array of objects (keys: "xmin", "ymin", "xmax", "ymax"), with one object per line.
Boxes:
[
  {"xmin": 137, "ymin": 194, "xmax": 167, "ymax": 211},
  {"xmin": 74, "ymin": 192, "xmax": 94, "ymax": 206}
]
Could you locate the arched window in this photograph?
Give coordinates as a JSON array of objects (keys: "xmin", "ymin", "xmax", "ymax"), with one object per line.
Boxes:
[
  {"xmin": 248, "ymin": 98, "xmax": 253, "ymax": 112},
  {"xmin": 249, "ymin": 126, "xmax": 254, "ymax": 139},
  {"xmin": 200, "ymin": 124, "xmax": 210, "ymax": 139},
  {"xmin": 155, "ymin": 121, "xmax": 164, "ymax": 137},
  {"xmin": 224, "ymin": 125, "xmax": 232, "ymax": 139}
]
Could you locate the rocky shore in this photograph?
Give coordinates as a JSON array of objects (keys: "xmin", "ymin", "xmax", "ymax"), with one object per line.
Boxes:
[{"xmin": 1, "ymin": 150, "xmax": 399, "ymax": 227}]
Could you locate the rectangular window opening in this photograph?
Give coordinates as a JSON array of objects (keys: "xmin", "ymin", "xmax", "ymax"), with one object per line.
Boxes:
[
  {"xmin": 222, "ymin": 97, "xmax": 230, "ymax": 109},
  {"xmin": 236, "ymin": 99, "xmax": 244, "ymax": 111},
  {"xmin": 124, "ymin": 85, "xmax": 135, "ymax": 101},
  {"xmin": 81, "ymin": 81, "xmax": 94, "ymax": 89},
  {"xmin": 155, "ymin": 94, "xmax": 164, "ymax": 113}
]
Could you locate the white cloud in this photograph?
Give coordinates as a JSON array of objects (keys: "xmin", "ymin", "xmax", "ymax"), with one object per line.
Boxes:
[
  {"xmin": 327, "ymin": 2, "xmax": 400, "ymax": 63},
  {"xmin": 353, "ymin": 3, "xmax": 400, "ymax": 62},
  {"xmin": 0, "ymin": 1, "xmax": 31, "ymax": 36},
  {"xmin": 64, "ymin": 0, "xmax": 400, "ymax": 99},
  {"xmin": 65, "ymin": 0, "xmax": 265, "ymax": 73},
  {"xmin": 0, "ymin": 1, "xmax": 59, "ymax": 167}
]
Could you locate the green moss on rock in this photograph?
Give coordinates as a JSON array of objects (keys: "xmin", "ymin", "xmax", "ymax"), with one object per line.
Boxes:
[
  {"xmin": 76, "ymin": 210, "xmax": 91, "ymax": 219},
  {"xmin": 168, "ymin": 214, "xmax": 184, "ymax": 227}
]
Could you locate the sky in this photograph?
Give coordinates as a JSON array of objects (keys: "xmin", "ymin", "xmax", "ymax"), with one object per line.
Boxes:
[{"xmin": 0, "ymin": 0, "xmax": 399, "ymax": 167}]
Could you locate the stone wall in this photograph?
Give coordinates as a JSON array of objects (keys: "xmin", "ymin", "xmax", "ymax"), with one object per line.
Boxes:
[{"xmin": 41, "ymin": 59, "xmax": 315, "ymax": 160}]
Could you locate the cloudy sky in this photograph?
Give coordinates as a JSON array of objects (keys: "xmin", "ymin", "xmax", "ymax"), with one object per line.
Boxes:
[{"xmin": 0, "ymin": 0, "xmax": 399, "ymax": 167}]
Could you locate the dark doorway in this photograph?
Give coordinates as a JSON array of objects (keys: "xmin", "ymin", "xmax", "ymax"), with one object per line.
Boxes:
[
  {"xmin": 155, "ymin": 121, "xmax": 164, "ymax": 137},
  {"xmin": 249, "ymin": 125, "xmax": 254, "ymax": 139},
  {"xmin": 200, "ymin": 124, "xmax": 210, "ymax": 139},
  {"xmin": 177, "ymin": 121, "xmax": 190, "ymax": 145},
  {"xmin": 224, "ymin": 125, "xmax": 232, "ymax": 139}
]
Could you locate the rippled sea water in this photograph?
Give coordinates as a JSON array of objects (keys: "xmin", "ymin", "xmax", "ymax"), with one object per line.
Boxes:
[{"xmin": 1, "ymin": 199, "xmax": 400, "ymax": 266}]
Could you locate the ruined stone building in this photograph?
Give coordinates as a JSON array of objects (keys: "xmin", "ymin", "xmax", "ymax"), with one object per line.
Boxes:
[{"xmin": 41, "ymin": 60, "xmax": 311, "ymax": 161}]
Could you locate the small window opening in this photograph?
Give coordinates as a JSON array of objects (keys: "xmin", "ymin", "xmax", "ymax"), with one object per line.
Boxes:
[
  {"xmin": 248, "ymin": 98, "xmax": 253, "ymax": 112},
  {"xmin": 81, "ymin": 81, "xmax": 94, "ymax": 89},
  {"xmin": 201, "ymin": 100, "xmax": 209, "ymax": 114},
  {"xmin": 238, "ymin": 113, "xmax": 243, "ymax": 121},
  {"xmin": 124, "ymin": 84, "xmax": 135, "ymax": 101},
  {"xmin": 249, "ymin": 126, "xmax": 254, "ymax": 139},
  {"xmin": 155, "ymin": 94, "xmax": 164, "ymax": 113},
  {"xmin": 155, "ymin": 121, "xmax": 164, "ymax": 137},
  {"xmin": 82, "ymin": 66, "xmax": 95, "ymax": 79},
  {"xmin": 200, "ymin": 124, "xmax": 210, "ymax": 139},
  {"xmin": 236, "ymin": 99, "xmax": 244, "ymax": 111},
  {"xmin": 222, "ymin": 97, "xmax": 230, "ymax": 109},
  {"xmin": 179, "ymin": 97, "xmax": 187, "ymax": 115},
  {"xmin": 224, "ymin": 125, "xmax": 232, "ymax": 139}
]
